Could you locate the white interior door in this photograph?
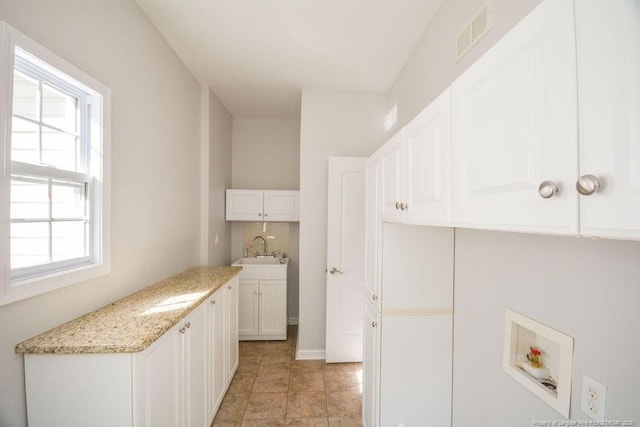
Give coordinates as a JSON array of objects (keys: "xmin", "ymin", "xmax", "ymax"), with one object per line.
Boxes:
[{"xmin": 326, "ymin": 156, "xmax": 366, "ymax": 363}]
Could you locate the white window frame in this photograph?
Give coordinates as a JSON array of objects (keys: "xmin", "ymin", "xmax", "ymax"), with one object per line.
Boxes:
[{"xmin": 0, "ymin": 22, "xmax": 111, "ymax": 305}]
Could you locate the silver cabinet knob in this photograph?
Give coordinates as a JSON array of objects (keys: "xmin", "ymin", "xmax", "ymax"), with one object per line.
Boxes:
[
  {"xmin": 538, "ymin": 180, "xmax": 559, "ymax": 199},
  {"xmin": 372, "ymin": 294, "xmax": 378, "ymax": 301},
  {"xmin": 186, "ymin": 322, "xmax": 191, "ymax": 329},
  {"xmin": 576, "ymin": 175, "xmax": 600, "ymax": 196},
  {"xmin": 264, "ymin": 213, "xmax": 268, "ymax": 217},
  {"xmin": 395, "ymin": 202, "xmax": 400, "ymax": 210},
  {"xmin": 258, "ymin": 212, "xmax": 262, "ymax": 217},
  {"xmin": 211, "ymin": 300, "xmax": 216, "ymax": 305},
  {"xmin": 400, "ymin": 202, "xmax": 407, "ymax": 210},
  {"xmin": 179, "ymin": 327, "xmax": 186, "ymax": 334},
  {"xmin": 371, "ymin": 321, "xmax": 377, "ymax": 328}
]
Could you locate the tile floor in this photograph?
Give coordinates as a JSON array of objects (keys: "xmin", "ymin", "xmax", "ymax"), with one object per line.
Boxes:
[{"xmin": 212, "ymin": 326, "xmax": 363, "ymax": 426}]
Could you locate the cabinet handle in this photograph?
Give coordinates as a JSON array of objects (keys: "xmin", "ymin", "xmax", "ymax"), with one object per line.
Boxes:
[
  {"xmin": 576, "ymin": 174, "xmax": 600, "ymax": 196},
  {"xmin": 329, "ymin": 267, "xmax": 344, "ymax": 275},
  {"xmin": 400, "ymin": 202, "xmax": 407, "ymax": 211},
  {"xmin": 538, "ymin": 180, "xmax": 559, "ymax": 199},
  {"xmin": 372, "ymin": 294, "xmax": 378, "ymax": 301},
  {"xmin": 371, "ymin": 321, "xmax": 377, "ymax": 328},
  {"xmin": 228, "ymin": 285, "xmax": 232, "ymax": 290},
  {"xmin": 186, "ymin": 322, "xmax": 191, "ymax": 329},
  {"xmin": 264, "ymin": 213, "xmax": 268, "ymax": 217},
  {"xmin": 258, "ymin": 213, "xmax": 262, "ymax": 217},
  {"xmin": 179, "ymin": 327, "xmax": 186, "ymax": 334},
  {"xmin": 395, "ymin": 202, "xmax": 400, "ymax": 210},
  {"xmin": 211, "ymin": 300, "xmax": 216, "ymax": 305}
]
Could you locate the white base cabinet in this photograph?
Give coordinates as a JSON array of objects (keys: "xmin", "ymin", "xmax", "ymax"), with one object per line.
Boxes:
[
  {"xmin": 234, "ymin": 260, "xmax": 288, "ymax": 341},
  {"xmin": 24, "ymin": 278, "xmax": 238, "ymax": 427}
]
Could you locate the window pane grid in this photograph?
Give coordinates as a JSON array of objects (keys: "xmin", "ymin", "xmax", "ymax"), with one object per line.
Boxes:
[
  {"xmin": 11, "ymin": 68, "xmax": 84, "ymax": 173},
  {"xmin": 10, "ymin": 173, "xmax": 89, "ymax": 271}
]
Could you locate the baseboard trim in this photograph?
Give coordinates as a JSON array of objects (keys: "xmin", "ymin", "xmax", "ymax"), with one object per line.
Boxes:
[
  {"xmin": 288, "ymin": 317, "xmax": 299, "ymax": 325},
  {"xmin": 295, "ymin": 349, "xmax": 325, "ymax": 360}
]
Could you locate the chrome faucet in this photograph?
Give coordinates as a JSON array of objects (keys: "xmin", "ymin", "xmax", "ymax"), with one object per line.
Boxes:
[{"xmin": 251, "ymin": 235, "xmax": 267, "ymax": 256}]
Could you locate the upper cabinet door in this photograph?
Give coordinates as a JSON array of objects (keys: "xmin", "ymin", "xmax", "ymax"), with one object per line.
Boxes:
[
  {"xmin": 225, "ymin": 190, "xmax": 263, "ymax": 221},
  {"xmin": 451, "ymin": 0, "xmax": 579, "ymax": 235},
  {"xmin": 404, "ymin": 88, "xmax": 451, "ymax": 226},
  {"xmin": 575, "ymin": 0, "xmax": 640, "ymax": 239},
  {"xmin": 379, "ymin": 131, "xmax": 405, "ymax": 223},
  {"xmin": 263, "ymin": 190, "xmax": 300, "ymax": 222}
]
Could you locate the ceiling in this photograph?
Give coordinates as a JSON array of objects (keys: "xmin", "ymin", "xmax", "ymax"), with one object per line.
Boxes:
[{"xmin": 135, "ymin": 0, "xmax": 444, "ymax": 118}]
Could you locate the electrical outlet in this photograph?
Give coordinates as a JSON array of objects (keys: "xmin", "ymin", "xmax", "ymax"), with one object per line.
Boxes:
[{"xmin": 581, "ymin": 374, "xmax": 607, "ymax": 420}]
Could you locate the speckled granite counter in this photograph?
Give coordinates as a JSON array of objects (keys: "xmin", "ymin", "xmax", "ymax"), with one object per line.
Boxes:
[{"xmin": 15, "ymin": 266, "xmax": 241, "ymax": 355}]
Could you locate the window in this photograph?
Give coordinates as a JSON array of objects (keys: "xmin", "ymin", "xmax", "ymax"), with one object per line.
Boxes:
[{"xmin": 0, "ymin": 22, "xmax": 110, "ymax": 305}]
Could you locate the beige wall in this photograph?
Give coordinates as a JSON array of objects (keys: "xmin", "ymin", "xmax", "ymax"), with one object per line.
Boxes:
[
  {"xmin": 298, "ymin": 89, "xmax": 387, "ymax": 357},
  {"xmin": 231, "ymin": 117, "xmax": 301, "ymax": 321},
  {"xmin": 208, "ymin": 89, "xmax": 233, "ymax": 266},
  {"xmin": 386, "ymin": 0, "xmax": 640, "ymax": 423},
  {"xmin": 0, "ymin": 1, "xmax": 201, "ymax": 425}
]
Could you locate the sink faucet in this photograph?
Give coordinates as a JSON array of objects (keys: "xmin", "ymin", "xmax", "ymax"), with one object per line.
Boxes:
[{"xmin": 251, "ymin": 235, "xmax": 267, "ymax": 256}]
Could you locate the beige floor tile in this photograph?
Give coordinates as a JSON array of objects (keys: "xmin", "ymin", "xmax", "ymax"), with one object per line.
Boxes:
[
  {"xmin": 324, "ymin": 363, "xmax": 361, "ymax": 373},
  {"xmin": 264, "ymin": 342, "xmax": 293, "ymax": 357},
  {"xmin": 326, "ymin": 391, "xmax": 362, "ymax": 419},
  {"xmin": 236, "ymin": 357, "xmax": 261, "ymax": 375},
  {"xmin": 286, "ymin": 417, "xmax": 329, "ymax": 426},
  {"xmin": 289, "ymin": 371, "xmax": 325, "ymax": 393},
  {"xmin": 252, "ymin": 370, "xmax": 290, "ymax": 393},
  {"xmin": 259, "ymin": 355, "xmax": 292, "ymax": 372},
  {"xmin": 239, "ymin": 341, "xmax": 266, "ymax": 358},
  {"xmin": 212, "ymin": 421, "xmax": 240, "ymax": 427},
  {"xmin": 213, "ymin": 394, "xmax": 248, "ymax": 423},
  {"xmin": 286, "ymin": 391, "xmax": 327, "ymax": 419},
  {"xmin": 241, "ymin": 418, "xmax": 285, "ymax": 426},
  {"xmin": 227, "ymin": 372, "xmax": 255, "ymax": 396},
  {"xmin": 327, "ymin": 417, "xmax": 363, "ymax": 427},
  {"xmin": 243, "ymin": 392, "xmax": 288, "ymax": 420},
  {"xmin": 324, "ymin": 371, "xmax": 361, "ymax": 393},
  {"xmin": 290, "ymin": 360, "xmax": 325, "ymax": 373}
]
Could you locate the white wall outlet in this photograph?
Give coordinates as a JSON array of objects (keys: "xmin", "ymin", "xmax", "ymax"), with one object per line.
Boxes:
[{"xmin": 581, "ymin": 374, "xmax": 607, "ymax": 420}]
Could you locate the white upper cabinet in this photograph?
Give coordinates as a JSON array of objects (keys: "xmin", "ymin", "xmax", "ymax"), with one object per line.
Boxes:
[
  {"xmin": 575, "ymin": 0, "xmax": 640, "ymax": 239},
  {"xmin": 379, "ymin": 89, "xmax": 452, "ymax": 226},
  {"xmin": 451, "ymin": 0, "xmax": 579, "ymax": 235},
  {"xmin": 404, "ymin": 88, "xmax": 451, "ymax": 226},
  {"xmin": 226, "ymin": 189, "xmax": 299, "ymax": 222}
]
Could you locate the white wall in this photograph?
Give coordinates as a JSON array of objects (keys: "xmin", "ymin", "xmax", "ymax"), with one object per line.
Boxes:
[
  {"xmin": 298, "ymin": 89, "xmax": 387, "ymax": 357},
  {"xmin": 453, "ymin": 229, "xmax": 640, "ymax": 424},
  {"xmin": 0, "ymin": 1, "xmax": 201, "ymax": 426},
  {"xmin": 208, "ymin": 89, "xmax": 233, "ymax": 266},
  {"xmin": 231, "ymin": 117, "xmax": 301, "ymax": 320},
  {"xmin": 386, "ymin": 0, "xmax": 640, "ymax": 423}
]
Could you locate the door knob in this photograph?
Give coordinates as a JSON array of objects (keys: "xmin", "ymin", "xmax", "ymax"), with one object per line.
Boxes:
[
  {"xmin": 329, "ymin": 267, "xmax": 344, "ymax": 275},
  {"xmin": 538, "ymin": 180, "xmax": 559, "ymax": 199},
  {"xmin": 576, "ymin": 175, "xmax": 600, "ymax": 196}
]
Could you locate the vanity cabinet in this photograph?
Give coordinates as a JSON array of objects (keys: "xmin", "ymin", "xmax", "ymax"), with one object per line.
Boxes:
[
  {"xmin": 379, "ymin": 89, "xmax": 451, "ymax": 227},
  {"xmin": 225, "ymin": 189, "xmax": 300, "ymax": 222},
  {"xmin": 234, "ymin": 260, "xmax": 288, "ymax": 340}
]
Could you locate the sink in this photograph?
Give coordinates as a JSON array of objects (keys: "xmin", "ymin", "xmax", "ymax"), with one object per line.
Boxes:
[{"xmin": 232, "ymin": 257, "xmax": 289, "ymax": 266}]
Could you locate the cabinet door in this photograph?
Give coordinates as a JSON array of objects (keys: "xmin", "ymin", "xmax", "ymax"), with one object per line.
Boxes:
[
  {"xmin": 226, "ymin": 278, "xmax": 239, "ymax": 382},
  {"xmin": 135, "ymin": 325, "xmax": 182, "ymax": 427},
  {"xmin": 208, "ymin": 290, "xmax": 226, "ymax": 417},
  {"xmin": 404, "ymin": 88, "xmax": 451, "ymax": 226},
  {"xmin": 362, "ymin": 301, "xmax": 380, "ymax": 427},
  {"xmin": 258, "ymin": 280, "xmax": 287, "ymax": 338},
  {"xmin": 264, "ymin": 190, "xmax": 300, "ymax": 222},
  {"xmin": 451, "ymin": 0, "xmax": 579, "ymax": 235},
  {"xmin": 575, "ymin": 0, "xmax": 640, "ymax": 239},
  {"xmin": 379, "ymin": 131, "xmax": 405, "ymax": 223},
  {"xmin": 365, "ymin": 155, "xmax": 381, "ymax": 311},
  {"xmin": 184, "ymin": 304, "xmax": 207, "ymax": 427},
  {"xmin": 379, "ymin": 314, "xmax": 452, "ymax": 427},
  {"xmin": 238, "ymin": 279, "xmax": 259, "ymax": 337},
  {"xmin": 225, "ymin": 190, "xmax": 263, "ymax": 221}
]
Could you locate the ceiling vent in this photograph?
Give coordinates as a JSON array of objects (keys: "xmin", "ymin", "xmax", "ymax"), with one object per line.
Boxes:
[{"xmin": 456, "ymin": 1, "xmax": 493, "ymax": 61}]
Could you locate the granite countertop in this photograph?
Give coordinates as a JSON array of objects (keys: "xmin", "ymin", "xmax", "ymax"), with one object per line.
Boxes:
[{"xmin": 15, "ymin": 266, "xmax": 242, "ymax": 355}]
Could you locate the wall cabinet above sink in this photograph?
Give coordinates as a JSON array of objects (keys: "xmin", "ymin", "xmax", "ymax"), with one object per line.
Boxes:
[{"xmin": 225, "ymin": 189, "xmax": 300, "ymax": 222}]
